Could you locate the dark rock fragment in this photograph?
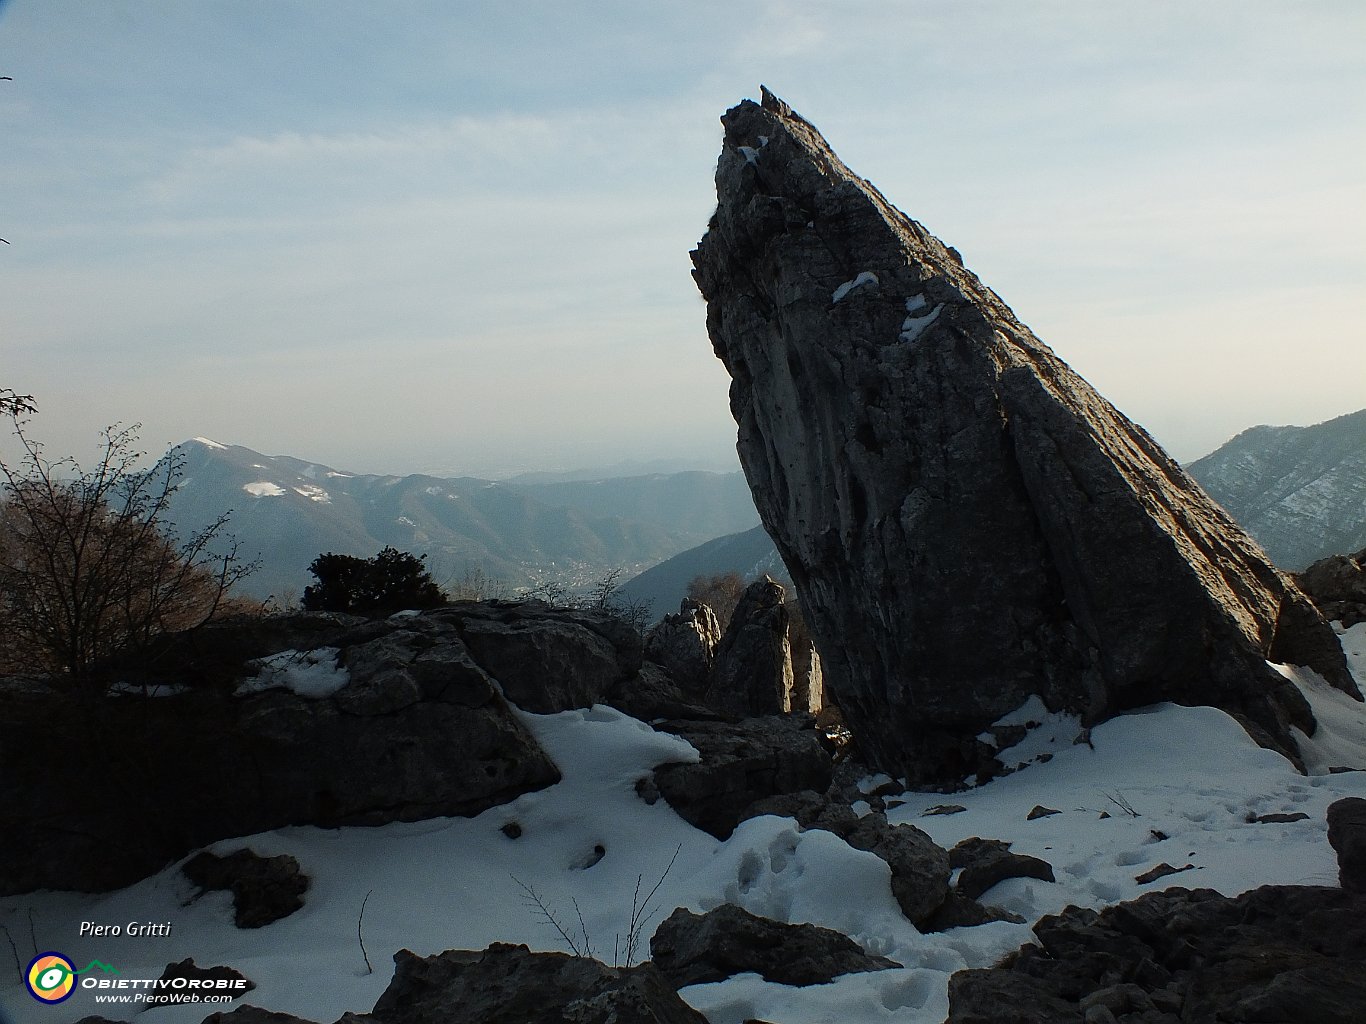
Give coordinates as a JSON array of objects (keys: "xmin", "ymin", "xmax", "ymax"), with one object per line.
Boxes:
[
  {"xmin": 922, "ymin": 891, "xmax": 1024, "ymax": 932},
  {"xmin": 1133, "ymin": 862, "xmax": 1195, "ymax": 884},
  {"xmin": 1328, "ymin": 796, "xmax": 1366, "ymax": 892},
  {"xmin": 949, "ymin": 837, "xmax": 1055, "ymax": 900},
  {"xmin": 366, "ymin": 944, "xmax": 707, "ymax": 1024},
  {"xmin": 150, "ymin": 959, "xmax": 254, "ymax": 1006},
  {"xmin": 201, "ymin": 1010, "xmax": 314, "ymax": 1024},
  {"xmin": 182, "ymin": 849, "xmax": 308, "ymax": 928},
  {"xmin": 922, "ymin": 804, "xmax": 967, "ymax": 816},
  {"xmin": 1250, "ymin": 811, "xmax": 1310, "ymax": 823},
  {"xmin": 1298, "ymin": 547, "xmax": 1366, "ymax": 627},
  {"xmin": 649, "ymin": 904, "xmax": 900, "ymax": 987}
]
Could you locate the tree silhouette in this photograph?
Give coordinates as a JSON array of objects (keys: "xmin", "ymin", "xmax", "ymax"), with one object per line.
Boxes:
[
  {"xmin": 0, "ymin": 418, "xmax": 257, "ymax": 691},
  {"xmin": 302, "ymin": 547, "xmax": 447, "ymax": 616}
]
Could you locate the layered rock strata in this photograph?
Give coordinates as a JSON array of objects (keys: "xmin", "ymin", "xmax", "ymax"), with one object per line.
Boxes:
[{"xmin": 692, "ymin": 88, "xmax": 1357, "ymax": 782}]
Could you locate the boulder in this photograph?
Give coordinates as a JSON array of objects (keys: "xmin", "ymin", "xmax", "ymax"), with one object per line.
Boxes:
[
  {"xmin": 841, "ymin": 812, "xmax": 951, "ymax": 927},
  {"xmin": 182, "ymin": 849, "xmax": 308, "ymax": 928},
  {"xmin": 367, "ymin": 944, "xmax": 707, "ymax": 1024},
  {"xmin": 644, "ymin": 599, "xmax": 723, "ymax": 695},
  {"xmin": 922, "ymin": 892, "xmax": 1024, "ymax": 932},
  {"xmin": 705, "ymin": 576, "xmax": 794, "ymax": 716},
  {"xmin": 652, "ymin": 716, "xmax": 832, "ymax": 839},
  {"xmin": 606, "ymin": 661, "xmax": 723, "ymax": 724},
  {"xmin": 691, "ymin": 88, "xmax": 1357, "ymax": 783},
  {"xmin": 201, "ymin": 945, "xmax": 708, "ymax": 1024},
  {"xmin": 949, "ymin": 837, "xmax": 1056, "ymax": 901},
  {"xmin": 151, "ymin": 959, "xmax": 254, "ymax": 1006},
  {"xmin": 1328, "ymin": 796, "xmax": 1366, "ymax": 893},
  {"xmin": 1298, "ymin": 548, "xmax": 1366, "ymax": 627},
  {"xmin": 945, "ymin": 884, "xmax": 1366, "ymax": 1024},
  {"xmin": 0, "ymin": 611, "xmax": 560, "ymax": 894},
  {"xmin": 649, "ymin": 903, "xmax": 900, "ymax": 987},
  {"xmin": 447, "ymin": 600, "xmax": 644, "ymax": 713}
]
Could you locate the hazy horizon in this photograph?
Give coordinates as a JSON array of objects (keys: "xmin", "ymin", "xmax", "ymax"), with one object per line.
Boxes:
[{"xmin": 2, "ymin": 2, "xmax": 1363, "ymax": 477}]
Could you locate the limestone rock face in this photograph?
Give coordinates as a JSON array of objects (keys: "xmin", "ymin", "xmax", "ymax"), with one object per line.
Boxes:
[
  {"xmin": 691, "ymin": 88, "xmax": 1357, "ymax": 782},
  {"xmin": 705, "ymin": 575, "xmax": 794, "ymax": 716},
  {"xmin": 644, "ymin": 598, "xmax": 724, "ymax": 695}
]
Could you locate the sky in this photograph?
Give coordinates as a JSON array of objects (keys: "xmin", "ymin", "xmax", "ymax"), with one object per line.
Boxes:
[{"xmin": 1, "ymin": 1, "xmax": 1362, "ymax": 477}]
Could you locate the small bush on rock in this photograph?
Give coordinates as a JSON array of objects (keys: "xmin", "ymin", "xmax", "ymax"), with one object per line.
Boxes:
[{"xmin": 302, "ymin": 547, "xmax": 447, "ymax": 616}]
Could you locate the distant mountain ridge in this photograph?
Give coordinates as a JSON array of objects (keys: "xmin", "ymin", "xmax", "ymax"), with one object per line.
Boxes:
[
  {"xmin": 1186, "ymin": 408, "xmax": 1366, "ymax": 570},
  {"xmin": 169, "ymin": 409, "xmax": 1365, "ymax": 609},
  {"xmin": 615, "ymin": 524, "xmax": 790, "ymax": 619},
  {"xmin": 166, "ymin": 439, "xmax": 757, "ymax": 602}
]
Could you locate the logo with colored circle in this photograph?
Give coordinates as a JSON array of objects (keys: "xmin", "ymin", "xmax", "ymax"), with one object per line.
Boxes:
[{"xmin": 26, "ymin": 952, "xmax": 77, "ymax": 1003}]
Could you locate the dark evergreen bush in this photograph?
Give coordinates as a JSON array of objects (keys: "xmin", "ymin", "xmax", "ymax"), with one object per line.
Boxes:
[{"xmin": 302, "ymin": 546, "xmax": 446, "ymax": 616}]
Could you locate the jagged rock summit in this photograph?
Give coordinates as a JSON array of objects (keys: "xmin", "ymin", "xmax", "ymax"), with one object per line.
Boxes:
[{"xmin": 691, "ymin": 88, "xmax": 1357, "ymax": 784}]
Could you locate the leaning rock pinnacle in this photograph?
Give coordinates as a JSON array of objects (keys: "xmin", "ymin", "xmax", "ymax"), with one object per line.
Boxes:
[{"xmin": 691, "ymin": 90, "xmax": 1357, "ymax": 783}]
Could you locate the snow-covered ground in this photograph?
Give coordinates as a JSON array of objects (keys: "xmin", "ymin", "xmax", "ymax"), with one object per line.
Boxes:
[{"xmin": 3, "ymin": 622, "xmax": 1364, "ymax": 1024}]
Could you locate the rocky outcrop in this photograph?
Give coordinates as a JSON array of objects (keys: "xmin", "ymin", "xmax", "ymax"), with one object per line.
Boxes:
[
  {"xmin": 2, "ymin": 608, "xmax": 608, "ymax": 894},
  {"xmin": 651, "ymin": 715, "xmax": 832, "ymax": 839},
  {"xmin": 705, "ymin": 576, "xmax": 794, "ymax": 716},
  {"xmin": 1299, "ymin": 548, "xmax": 1366, "ymax": 627},
  {"xmin": 205, "ymin": 944, "xmax": 709, "ymax": 1024},
  {"xmin": 691, "ymin": 88, "xmax": 1357, "ymax": 782},
  {"xmin": 650, "ymin": 904, "xmax": 900, "ymax": 987},
  {"xmin": 182, "ymin": 849, "xmax": 309, "ymax": 928},
  {"xmin": 644, "ymin": 599, "xmax": 723, "ymax": 695},
  {"xmin": 1328, "ymin": 797, "xmax": 1366, "ymax": 892},
  {"xmin": 946, "ymin": 885, "xmax": 1366, "ymax": 1024},
  {"xmin": 451, "ymin": 600, "xmax": 645, "ymax": 713}
]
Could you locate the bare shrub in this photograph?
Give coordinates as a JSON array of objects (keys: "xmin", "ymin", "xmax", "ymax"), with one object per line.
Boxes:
[{"xmin": 0, "ymin": 417, "xmax": 256, "ymax": 692}]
